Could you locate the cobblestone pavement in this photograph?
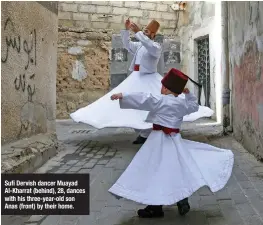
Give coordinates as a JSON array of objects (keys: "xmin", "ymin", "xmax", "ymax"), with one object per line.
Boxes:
[{"xmin": 3, "ymin": 119, "xmax": 263, "ymax": 225}]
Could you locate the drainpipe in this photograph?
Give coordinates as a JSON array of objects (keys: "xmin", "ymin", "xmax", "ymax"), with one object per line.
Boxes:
[{"xmin": 221, "ymin": 1, "xmax": 232, "ymax": 134}]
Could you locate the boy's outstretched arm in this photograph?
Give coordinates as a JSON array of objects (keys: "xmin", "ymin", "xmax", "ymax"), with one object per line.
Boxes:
[
  {"xmin": 111, "ymin": 92, "xmax": 161, "ymax": 111},
  {"xmin": 111, "ymin": 93, "xmax": 123, "ymax": 100}
]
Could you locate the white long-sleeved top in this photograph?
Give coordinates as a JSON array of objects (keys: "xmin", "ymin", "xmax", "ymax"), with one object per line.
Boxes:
[
  {"xmin": 135, "ymin": 47, "xmax": 144, "ymax": 65},
  {"xmin": 119, "ymin": 92, "xmax": 199, "ymax": 129},
  {"xmin": 121, "ymin": 30, "xmax": 162, "ymax": 74}
]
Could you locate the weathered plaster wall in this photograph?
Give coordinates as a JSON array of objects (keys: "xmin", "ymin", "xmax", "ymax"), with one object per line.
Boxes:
[
  {"xmin": 57, "ymin": 27, "xmax": 112, "ymax": 118},
  {"xmin": 176, "ymin": 2, "xmax": 216, "ymax": 118},
  {"xmin": 57, "ymin": 1, "xmax": 186, "ymax": 118},
  {"xmin": 1, "ymin": 1, "xmax": 58, "ymax": 145},
  {"xmin": 228, "ymin": 2, "xmax": 263, "ymax": 160}
]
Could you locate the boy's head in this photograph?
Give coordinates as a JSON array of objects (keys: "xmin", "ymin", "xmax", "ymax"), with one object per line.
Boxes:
[
  {"xmin": 161, "ymin": 68, "xmax": 188, "ymax": 95},
  {"xmin": 161, "ymin": 85, "xmax": 178, "ymax": 95}
]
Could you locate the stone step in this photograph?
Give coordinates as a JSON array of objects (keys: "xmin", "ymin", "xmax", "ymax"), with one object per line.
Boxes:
[{"xmin": 1, "ymin": 133, "xmax": 58, "ymax": 173}]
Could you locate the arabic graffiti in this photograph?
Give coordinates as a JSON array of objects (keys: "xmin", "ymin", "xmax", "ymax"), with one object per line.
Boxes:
[
  {"xmin": 1, "ymin": 17, "xmax": 37, "ymax": 102},
  {"xmin": 1, "ymin": 18, "xmax": 21, "ymax": 63},
  {"xmin": 14, "ymin": 73, "xmax": 36, "ymax": 102}
]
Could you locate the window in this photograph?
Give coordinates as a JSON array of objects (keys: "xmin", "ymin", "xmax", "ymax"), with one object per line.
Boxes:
[{"xmin": 197, "ymin": 36, "xmax": 210, "ymax": 107}]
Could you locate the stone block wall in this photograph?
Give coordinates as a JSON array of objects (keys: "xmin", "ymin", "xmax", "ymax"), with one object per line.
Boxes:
[
  {"xmin": 1, "ymin": 1, "xmax": 58, "ymax": 144},
  {"xmin": 58, "ymin": 1, "xmax": 182, "ymax": 34},
  {"xmin": 228, "ymin": 2, "xmax": 263, "ymax": 160}
]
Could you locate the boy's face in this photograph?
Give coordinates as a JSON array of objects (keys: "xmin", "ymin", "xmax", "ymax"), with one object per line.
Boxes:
[
  {"xmin": 161, "ymin": 85, "xmax": 179, "ymax": 96},
  {"xmin": 161, "ymin": 85, "xmax": 168, "ymax": 94}
]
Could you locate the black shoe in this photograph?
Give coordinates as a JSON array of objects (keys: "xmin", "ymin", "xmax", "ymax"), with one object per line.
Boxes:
[
  {"xmin": 133, "ymin": 135, "xmax": 147, "ymax": 144},
  {"xmin": 137, "ymin": 205, "xmax": 164, "ymax": 218},
  {"xmin": 177, "ymin": 198, "xmax": 190, "ymax": 216}
]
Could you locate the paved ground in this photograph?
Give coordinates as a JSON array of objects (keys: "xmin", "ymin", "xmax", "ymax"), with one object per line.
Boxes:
[{"xmin": 2, "ymin": 119, "xmax": 263, "ymax": 225}]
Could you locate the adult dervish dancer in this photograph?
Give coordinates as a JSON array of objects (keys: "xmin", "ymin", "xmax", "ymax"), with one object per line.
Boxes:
[{"xmin": 70, "ymin": 18, "xmax": 214, "ymax": 144}]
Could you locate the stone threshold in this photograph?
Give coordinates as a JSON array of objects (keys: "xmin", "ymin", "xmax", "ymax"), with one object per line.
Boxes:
[
  {"xmin": 1, "ymin": 133, "xmax": 58, "ymax": 173},
  {"xmin": 181, "ymin": 119, "xmax": 224, "ymax": 142}
]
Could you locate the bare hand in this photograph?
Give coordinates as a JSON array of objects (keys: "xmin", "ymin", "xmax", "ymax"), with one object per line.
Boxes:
[
  {"xmin": 183, "ymin": 88, "xmax": 190, "ymax": 94},
  {"xmin": 111, "ymin": 93, "xmax": 123, "ymax": 100},
  {"xmin": 130, "ymin": 22, "xmax": 140, "ymax": 33},
  {"xmin": 125, "ymin": 18, "xmax": 131, "ymax": 30}
]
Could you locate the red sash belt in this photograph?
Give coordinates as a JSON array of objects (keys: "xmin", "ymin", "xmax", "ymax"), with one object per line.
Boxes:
[
  {"xmin": 153, "ymin": 124, "xmax": 180, "ymax": 135},
  {"xmin": 134, "ymin": 64, "xmax": 140, "ymax": 71}
]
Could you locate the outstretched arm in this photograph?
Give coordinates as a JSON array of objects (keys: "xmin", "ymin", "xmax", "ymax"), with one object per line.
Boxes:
[{"xmin": 111, "ymin": 92, "xmax": 161, "ymax": 111}]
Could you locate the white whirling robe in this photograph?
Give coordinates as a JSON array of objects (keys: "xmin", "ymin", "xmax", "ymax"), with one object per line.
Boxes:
[
  {"xmin": 108, "ymin": 92, "xmax": 234, "ymax": 205},
  {"xmin": 70, "ymin": 30, "xmax": 214, "ymax": 130},
  {"xmin": 135, "ymin": 46, "xmax": 144, "ymax": 65}
]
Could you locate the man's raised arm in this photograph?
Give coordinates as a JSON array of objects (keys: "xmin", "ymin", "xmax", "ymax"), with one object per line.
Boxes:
[{"xmin": 121, "ymin": 18, "xmax": 140, "ymax": 55}]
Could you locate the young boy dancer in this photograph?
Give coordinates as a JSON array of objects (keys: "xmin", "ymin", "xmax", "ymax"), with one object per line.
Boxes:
[{"xmin": 108, "ymin": 68, "xmax": 234, "ymax": 218}]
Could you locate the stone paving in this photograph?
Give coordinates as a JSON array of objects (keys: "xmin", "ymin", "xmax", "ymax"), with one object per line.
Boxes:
[{"xmin": 2, "ymin": 119, "xmax": 263, "ymax": 225}]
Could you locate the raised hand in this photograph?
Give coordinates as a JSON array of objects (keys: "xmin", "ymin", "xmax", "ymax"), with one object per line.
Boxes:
[
  {"xmin": 130, "ymin": 22, "xmax": 140, "ymax": 33},
  {"xmin": 111, "ymin": 93, "xmax": 123, "ymax": 100},
  {"xmin": 125, "ymin": 18, "xmax": 131, "ymax": 30},
  {"xmin": 183, "ymin": 88, "xmax": 190, "ymax": 94}
]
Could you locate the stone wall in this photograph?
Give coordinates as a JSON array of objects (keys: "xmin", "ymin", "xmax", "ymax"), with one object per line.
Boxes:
[
  {"xmin": 1, "ymin": 1, "xmax": 58, "ymax": 145},
  {"xmin": 57, "ymin": 1, "xmax": 187, "ymax": 118},
  {"xmin": 176, "ymin": 1, "xmax": 217, "ymax": 118},
  {"xmin": 228, "ymin": 2, "xmax": 263, "ymax": 160},
  {"xmin": 58, "ymin": 1, "xmax": 182, "ymax": 33}
]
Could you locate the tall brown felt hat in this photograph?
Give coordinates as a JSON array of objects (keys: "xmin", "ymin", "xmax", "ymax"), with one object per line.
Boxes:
[{"xmin": 145, "ymin": 20, "xmax": 160, "ymax": 34}]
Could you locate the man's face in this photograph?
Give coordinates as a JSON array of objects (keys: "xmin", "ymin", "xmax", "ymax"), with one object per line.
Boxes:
[{"xmin": 143, "ymin": 28, "xmax": 154, "ymax": 39}]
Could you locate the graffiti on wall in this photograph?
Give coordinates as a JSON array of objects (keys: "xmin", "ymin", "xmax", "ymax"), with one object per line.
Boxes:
[
  {"xmin": 163, "ymin": 41, "xmax": 181, "ymax": 65},
  {"xmin": 111, "ymin": 48, "xmax": 128, "ymax": 62},
  {"xmin": 164, "ymin": 52, "xmax": 181, "ymax": 64},
  {"xmin": 1, "ymin": 17, "xmax": 37, "ymax": 102}
]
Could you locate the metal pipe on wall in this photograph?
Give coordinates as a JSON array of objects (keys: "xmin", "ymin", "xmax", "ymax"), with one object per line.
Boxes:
[
  {"xmin": 228, "ymin": 3, "xmax": 233, "ymax": 131},
  {"xmin": 221, "ymin": 1, "xmax": 232, "ymax": 134}
]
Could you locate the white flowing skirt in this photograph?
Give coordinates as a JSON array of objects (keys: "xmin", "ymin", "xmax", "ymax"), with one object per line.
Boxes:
[
  {"xmin": 70, "ymin": 71, "xmax": 214, "ymax": 130},
  {"xmin": 108, "ymin": 132, "xmax": 234, "ymax": 205}
]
